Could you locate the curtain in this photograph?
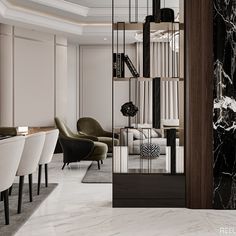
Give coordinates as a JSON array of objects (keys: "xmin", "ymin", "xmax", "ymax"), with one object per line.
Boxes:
[{"xmin": 135, "ymin": 42, "xmax": 179, "ymax": 125}]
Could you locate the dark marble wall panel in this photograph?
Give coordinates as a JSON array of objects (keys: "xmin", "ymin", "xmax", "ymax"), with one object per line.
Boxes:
[{"xmin": 213, "ymin": 0, "xmax": 236, "ymax": 209}]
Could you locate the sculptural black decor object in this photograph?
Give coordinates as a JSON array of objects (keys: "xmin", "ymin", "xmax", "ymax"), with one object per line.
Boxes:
[
  {"xmin": 121, "ymin": 102, "xmax": 138, "ymax": 128},
  {"xmin": 121, "ymin": 102, "xmax": 138, "ymax": 117}
]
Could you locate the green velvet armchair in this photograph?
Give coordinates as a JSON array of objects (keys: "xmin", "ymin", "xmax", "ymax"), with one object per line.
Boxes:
[
  {"xmin": 77, "ymin": 117, "xmax": 119, "ymax": 153},
  {"xmin": 55, "ymin": 117, "xmax": 108, "ymax": 170}
]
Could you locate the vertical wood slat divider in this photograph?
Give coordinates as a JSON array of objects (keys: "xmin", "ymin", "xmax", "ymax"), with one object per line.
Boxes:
[{"xmin": 185, "ymin": 0, "xmax": 214, "ymax": 209}]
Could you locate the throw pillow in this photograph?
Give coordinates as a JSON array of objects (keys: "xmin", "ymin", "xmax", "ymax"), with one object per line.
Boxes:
[
  {"xmin": 142, "ymin": 129, "xmax": 162, "ymax": 138},
  {"xmin": 128, "ymin": 129, "xmax": 146, "ymax": 140}
]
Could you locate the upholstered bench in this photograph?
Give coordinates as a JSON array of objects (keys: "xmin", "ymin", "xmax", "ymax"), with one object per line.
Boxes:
[{"xmin": 140, "ymin": 143, "xmax": 160, "ymax": 159}]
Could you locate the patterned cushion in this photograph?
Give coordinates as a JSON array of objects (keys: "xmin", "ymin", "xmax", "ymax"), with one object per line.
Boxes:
[
  {"xmin": 127, "ymin": 129, "xmax": 146, "ymax": 140},
  {"xmin": 142, "ymin": 129, "xmax": 161, "ymax": 138},
  {"xmin": 140, "ymin": 143, "xmax": 160, "ymax": 159}
]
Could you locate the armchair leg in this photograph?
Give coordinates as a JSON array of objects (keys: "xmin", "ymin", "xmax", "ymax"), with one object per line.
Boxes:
[
  {"xmin": 3, "ymin": 189, "xmax": 9, "ymax": 225},
  {"xmin": 62, "ymin": 163, "xmax": 66, "ymax": 170},
  {"xmin": 97, "ymin": 161, "xmax": 100, "ymax": 170}
]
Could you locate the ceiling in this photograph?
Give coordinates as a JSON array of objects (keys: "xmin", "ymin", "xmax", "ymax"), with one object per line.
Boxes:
[{"xmin": 0, "ymin": 0, "xmax": 180, "ymax": 44}]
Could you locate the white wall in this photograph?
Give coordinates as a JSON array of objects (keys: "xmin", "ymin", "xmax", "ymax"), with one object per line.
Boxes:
[
  {"xmin": 79, "ymin": 44, "xmax": 136, "ymax": 130},
  {"xmin": 0, "ymin": 24, "xmax": 68, "ymax": 127}
]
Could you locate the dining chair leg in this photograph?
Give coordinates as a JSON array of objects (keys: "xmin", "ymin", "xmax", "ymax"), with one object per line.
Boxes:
[
  {"xmin": 9, "ymin": 185, "xmax": 13, "ymax": 196},
  {"xmin": 17, "ymin": 176, "xmax": 24, "ymax": 214},
  {"xmin": 0, "ymin": 192, "xmax": 3, "ymax": 201},
  {"xmin": 28, "ymin": 174, "xmax": 33, "ymax": 202},
  {"xmin": 97, "ymin": 161, "xmax": 100, "ymax": 170},
  {"xmin": 37, "ymin": 165, "xmax": 42, "ymax": 195},
  {"xmin": 101, "ymin": 160, "xmax": 103, "ymax": 164},
  {"xmin": 45, "ymin": 164, "xmax": 48, "ymax": 188},
  {"xmin": 3, "ymin": 189, "xmax": 9, "ymax": 225}
]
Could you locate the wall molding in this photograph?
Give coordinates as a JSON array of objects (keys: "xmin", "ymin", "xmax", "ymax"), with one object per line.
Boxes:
[
  {"xmin": 28, "ymin": 0, "xmax": 89, "ymax": 16},
  {"xmin": 0, "ymin": 0, "xmax": 83, "ymax": 35}
]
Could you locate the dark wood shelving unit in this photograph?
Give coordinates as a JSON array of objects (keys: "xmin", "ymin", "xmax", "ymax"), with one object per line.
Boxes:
[
  {"xmin": 113, "ymin": 173, "xmax": 185, "ymax": 207},
  {"xmin": 112, "ymin": 0, "xmax": 185, "ymax": 208}
]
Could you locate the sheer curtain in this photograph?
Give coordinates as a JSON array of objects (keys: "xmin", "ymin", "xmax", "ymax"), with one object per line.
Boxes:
[{"xmin": 135, "ymin": 42, "xmax": 179, "ymax": 125}]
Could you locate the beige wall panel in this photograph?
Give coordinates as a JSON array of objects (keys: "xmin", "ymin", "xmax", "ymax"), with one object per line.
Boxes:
[
  {"xmin": 67, "ymin": 44, "xmax": 78, "ymax": 132},
  {"xmin": 55, "ymin": 38, "xmax": 68, "ymax": 121},
  {"xmin": 0, "ymin": 25, "xmax": 14, "ymax": 126},
  {"xmin": 14, "ymin": 36, "xmax": 54, "ymax": 126}
]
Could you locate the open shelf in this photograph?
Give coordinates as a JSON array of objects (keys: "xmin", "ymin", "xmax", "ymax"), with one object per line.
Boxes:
[
  {"xmin": 113, "ymin": 22, "xmax": 184, "ymax": 31},
  {"xmin": 113, "ymin": 77, "xmax": 184, "ymax": 82},
  {"xmin": 114, "ymin": 169, "xmax": 185, "ymax": 175}
]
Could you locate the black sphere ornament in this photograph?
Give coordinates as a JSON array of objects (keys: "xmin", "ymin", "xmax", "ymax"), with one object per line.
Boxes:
[{"xmin": 121, "ymin": 102, "xmax": 138, "ymax": 117}]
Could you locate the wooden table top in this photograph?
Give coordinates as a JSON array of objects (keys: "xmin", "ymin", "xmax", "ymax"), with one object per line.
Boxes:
[{"xmin": 27, "ymin": 127, "xmax": 56, "ymax": 135}]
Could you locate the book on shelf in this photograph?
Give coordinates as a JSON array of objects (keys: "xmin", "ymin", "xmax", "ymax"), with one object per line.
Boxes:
[
  {"xmin": 165, "ymin": 147, "xmax": 171, "ymax": 173},
  {"xmin": 113, "ymin": 53, "xmax": 117, "ymax": 77},
  {"xmin": 113, "ymin": 53, "xmax": 124, "ymax": 78},
  {"xmin": 124, "ymin": 55, "xmax": 140, "ymax": 78},
  {"xmin": 165, "ymin": 146, "xmax": 184, "ymax": 174},
  {"xmin": 176, "ymin": 147, "xmax": 184, "ymax": 174},
  {"xmin": 113, "ymin": 146, "xmax": 128, "ymax": 173}
]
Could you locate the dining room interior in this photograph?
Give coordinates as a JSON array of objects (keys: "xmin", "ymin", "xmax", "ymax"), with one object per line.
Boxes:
[{"xmin": 0, "ymin": 0, "xmax": 236, "ymax": 235}]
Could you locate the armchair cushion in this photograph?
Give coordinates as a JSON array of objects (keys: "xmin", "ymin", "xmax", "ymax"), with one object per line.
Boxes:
[
  {"xmin": 86, "ymin": 141, "xmax": 108, "ymax": 161},
  {"xmin": 77, "ymin": 117, "xmax": 118, "ymax": 152},
  {"xmin": 98, "ymin": 137, "xmax": 119, "ymax": 153}
]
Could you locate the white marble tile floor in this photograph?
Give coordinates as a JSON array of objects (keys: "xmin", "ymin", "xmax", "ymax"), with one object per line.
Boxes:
[{"xmin": 15, "ymin": 154, "xmax": 236, "ymax": 236}]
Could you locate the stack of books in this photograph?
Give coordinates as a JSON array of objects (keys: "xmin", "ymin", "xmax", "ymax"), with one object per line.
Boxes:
[
  {"xmin": 113, "ymin": 53, "xmax": 140, "ymax": 78},
  {"xmin": 113, "ymin": 53, "xmax": 124, "ymax": 78},
  {"xmin": 124, "ymin": 55, "xmax": 139, "ymax": 78}
]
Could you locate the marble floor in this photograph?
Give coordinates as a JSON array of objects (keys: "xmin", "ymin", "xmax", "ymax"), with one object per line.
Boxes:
[{"xmin": 15, "ymin": 154, "xmax": 236, "ymax": 236}]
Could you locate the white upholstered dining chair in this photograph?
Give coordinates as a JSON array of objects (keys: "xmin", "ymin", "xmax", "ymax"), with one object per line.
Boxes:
[
  {"xmin": 16, "ymin": 132, "xmax": 45, "ymax": 214},
  {"xmin": 0, "ymin": 136, "xmax": 25, "ymax": 224},
  {"xmin": 37, "ymin": 129, "xmax": 59, "ymax": 195}
]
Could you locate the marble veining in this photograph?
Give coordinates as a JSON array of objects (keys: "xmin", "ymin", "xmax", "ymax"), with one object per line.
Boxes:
[
  {"xmin": 12, "ymin": 154, "xmax": 236, "ymax": 236},
  {"xmin": 213, "ymin": 0, "xmax": 236, "ymax": 209}
]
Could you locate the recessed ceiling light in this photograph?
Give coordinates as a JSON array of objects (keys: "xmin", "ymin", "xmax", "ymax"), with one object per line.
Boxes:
[{"xmin": 104, "ymin": 37, "xmax": 108, "ymax": 41}]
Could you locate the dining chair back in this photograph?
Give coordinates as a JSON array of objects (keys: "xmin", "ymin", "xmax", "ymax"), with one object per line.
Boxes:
[
  {"xmin": 37, "ymin": 129, "xmax": 59, "ymax": 195},
  {"xmin": 16, "ymin": 132, "xmax": 45, "ymax": 176},
  {"xmin": 39, "ymin": 129, "xmax": 59, "ymax": 165},
  {"xmin": 0, "ymin": 136, "xmax": 25, "ymax": 224},
  {"xmin": 16, "ymin": 132, "xmax": 45, "ymax": 214}
]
